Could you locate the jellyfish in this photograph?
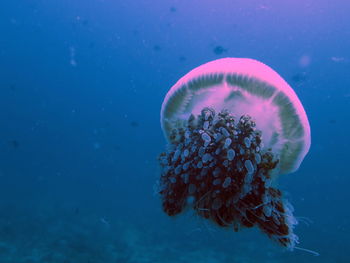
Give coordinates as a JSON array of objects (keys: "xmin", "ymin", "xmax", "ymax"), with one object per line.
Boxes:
[{"xmin": 158, "ymin": 58, "xmax": 311, "ymax": 250}]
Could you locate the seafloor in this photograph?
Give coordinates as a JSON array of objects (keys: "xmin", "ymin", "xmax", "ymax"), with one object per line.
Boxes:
[{"xmin": 0, "ymin": 203, "xmax": 333, "ymax": 263}]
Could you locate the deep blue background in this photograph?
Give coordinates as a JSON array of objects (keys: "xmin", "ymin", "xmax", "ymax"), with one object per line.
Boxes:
[{"xmin": 0, "ymin": 0, "xmax": 349, "ymax": 262}]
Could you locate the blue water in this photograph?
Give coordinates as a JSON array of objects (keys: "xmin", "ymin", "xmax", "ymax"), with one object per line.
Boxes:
[{"xmin": 0, "ymin": 0, "xmax": 349, "ymax": 262}]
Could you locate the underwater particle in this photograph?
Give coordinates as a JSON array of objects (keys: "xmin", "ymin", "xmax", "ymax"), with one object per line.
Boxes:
[
  {"xmin": 10, "ymin": 140, "xmax": 19, "ymax": 149},
  {"xmin": 153, "ymin": 45, "xmax": 162, "ymax": 51},
  {"xmin": 130, "ymin": 121, "xmax": 139, "ymax": 127},
  {"xmin": 331, "ymin": 56, "xmax": 346, "ymax": 62},
  {"xmin": 93, "ymin": 142, "xmax": 101, "ymax": 149},
  {"xmin": 113, "ymin": 145, "xmax": 121, "ymax": 151},
  {"xmin": 159, "ymin": 58, "xmax": 311, "ymax": 250},
  {"xmin": 69, "ymin": 46, "xmax": 77, "ymax": 67},
  {"xmin": 291, "ymin": 72, "xmax": 308, "ymax": 84},
  {"xmin": 170, "ymin": 6, "xmax": 177, "ymax": 12},
  {"xmin": 213, "ymin": 46, "xmax": 227, "ymax": 55},
  {"xmin": 298, "ymin": 55, "xmax": 311, "ymax": 68},
  {"xmin": 179, "ymin": 56, "xmax": 186, "ymax": 62},
  {"xmin": 100, "ymin": 217, "xmax": 110, "ymax": 228},
  {"xmin": 74, "ymin": 207, "xmax": 80, "ymax": 214}
]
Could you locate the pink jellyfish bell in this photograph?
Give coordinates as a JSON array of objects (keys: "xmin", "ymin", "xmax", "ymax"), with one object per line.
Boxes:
[{"xmin": 158, "ymin": 58, "xmax": 311, "ymax": 250}]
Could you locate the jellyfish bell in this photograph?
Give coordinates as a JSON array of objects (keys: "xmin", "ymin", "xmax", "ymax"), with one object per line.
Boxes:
[
  {"xmin": 161, "ymin": 58, "xmax": 310, "ymax": 175},
  {"xmin": 158, "ymin": 58, "xmax": 311, "ymax": 250}
]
